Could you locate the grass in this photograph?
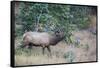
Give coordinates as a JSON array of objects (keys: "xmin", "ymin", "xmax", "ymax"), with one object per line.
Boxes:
[
  {"xmin": 15, "ymin": 46, "xmax": 67, "ymax": 66},
  {"xmin": 15, "ymin": 30, "xmax": 97, "ymax": 66}
]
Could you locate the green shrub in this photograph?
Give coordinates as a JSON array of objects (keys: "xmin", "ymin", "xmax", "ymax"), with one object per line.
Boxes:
[{"xmin": 63, "ymin": 51, "xmax": 75, "ymax": 62}]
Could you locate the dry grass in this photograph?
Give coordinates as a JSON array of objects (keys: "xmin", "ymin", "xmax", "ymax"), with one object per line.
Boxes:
[{"xmin": 15, "ymin": 30, "xmax": 97, "ymax": 66}]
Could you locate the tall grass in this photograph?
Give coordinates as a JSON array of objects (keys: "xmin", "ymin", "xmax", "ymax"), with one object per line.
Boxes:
[{"xmin": 15, "ymin": 30, "xmax": 96, "ymax": 66}]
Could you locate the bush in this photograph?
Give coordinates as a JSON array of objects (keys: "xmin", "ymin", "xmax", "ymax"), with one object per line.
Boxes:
[{"xmin": 63, "ymin": 51, "xmax": 75, "ymax": 62}]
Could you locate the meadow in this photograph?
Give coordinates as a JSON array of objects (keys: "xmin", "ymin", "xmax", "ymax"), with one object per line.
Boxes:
[{"xmin": 15, "ymin": 30, "xmax": 97, "ymax": 66}]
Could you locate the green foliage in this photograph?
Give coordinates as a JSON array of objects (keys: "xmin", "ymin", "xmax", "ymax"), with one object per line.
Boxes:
[
  {"xmin": 15, "ymin": 2, "xmax": 93, "ymax": 43},
  {"xmin": 15, "ymin": 47, "xmax": 32, "ymax": 56},
  {"xmin": 15, "ymin": 27, "xmax": 23, "ymax": 37},
  {"xmin": 63, "ymin": 51, "xmax": 75, "ymax": 62},
  {"xmin": 70, "ymin": 6, "xmax": 90, "ymax": 29}
]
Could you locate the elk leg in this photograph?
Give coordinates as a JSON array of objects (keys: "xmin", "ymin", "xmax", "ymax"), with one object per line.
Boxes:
[
  {"xmin": 42, "ymin": 47, "xmax": 45, "ymax": 55},
  {"xmin": 21, "ymin": 42, "xmax": 29, "ymax": 48},
  {"xmin": 28, "ymin": 43, "xmax": 33, "ymax": 49},
  {"xmin": 47, "ymin": 46, "xmax": 52, "ymax": 56}
]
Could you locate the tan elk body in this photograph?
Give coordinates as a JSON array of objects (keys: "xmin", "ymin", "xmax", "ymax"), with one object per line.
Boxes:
[{"xmin": 22, "ymin": 31, "xmax": 65, "ymax": 54}]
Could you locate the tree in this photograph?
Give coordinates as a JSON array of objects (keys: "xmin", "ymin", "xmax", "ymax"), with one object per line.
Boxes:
[{"xmin": 15, "ymin": 2, "xmax": 96, "ymax": 43}]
